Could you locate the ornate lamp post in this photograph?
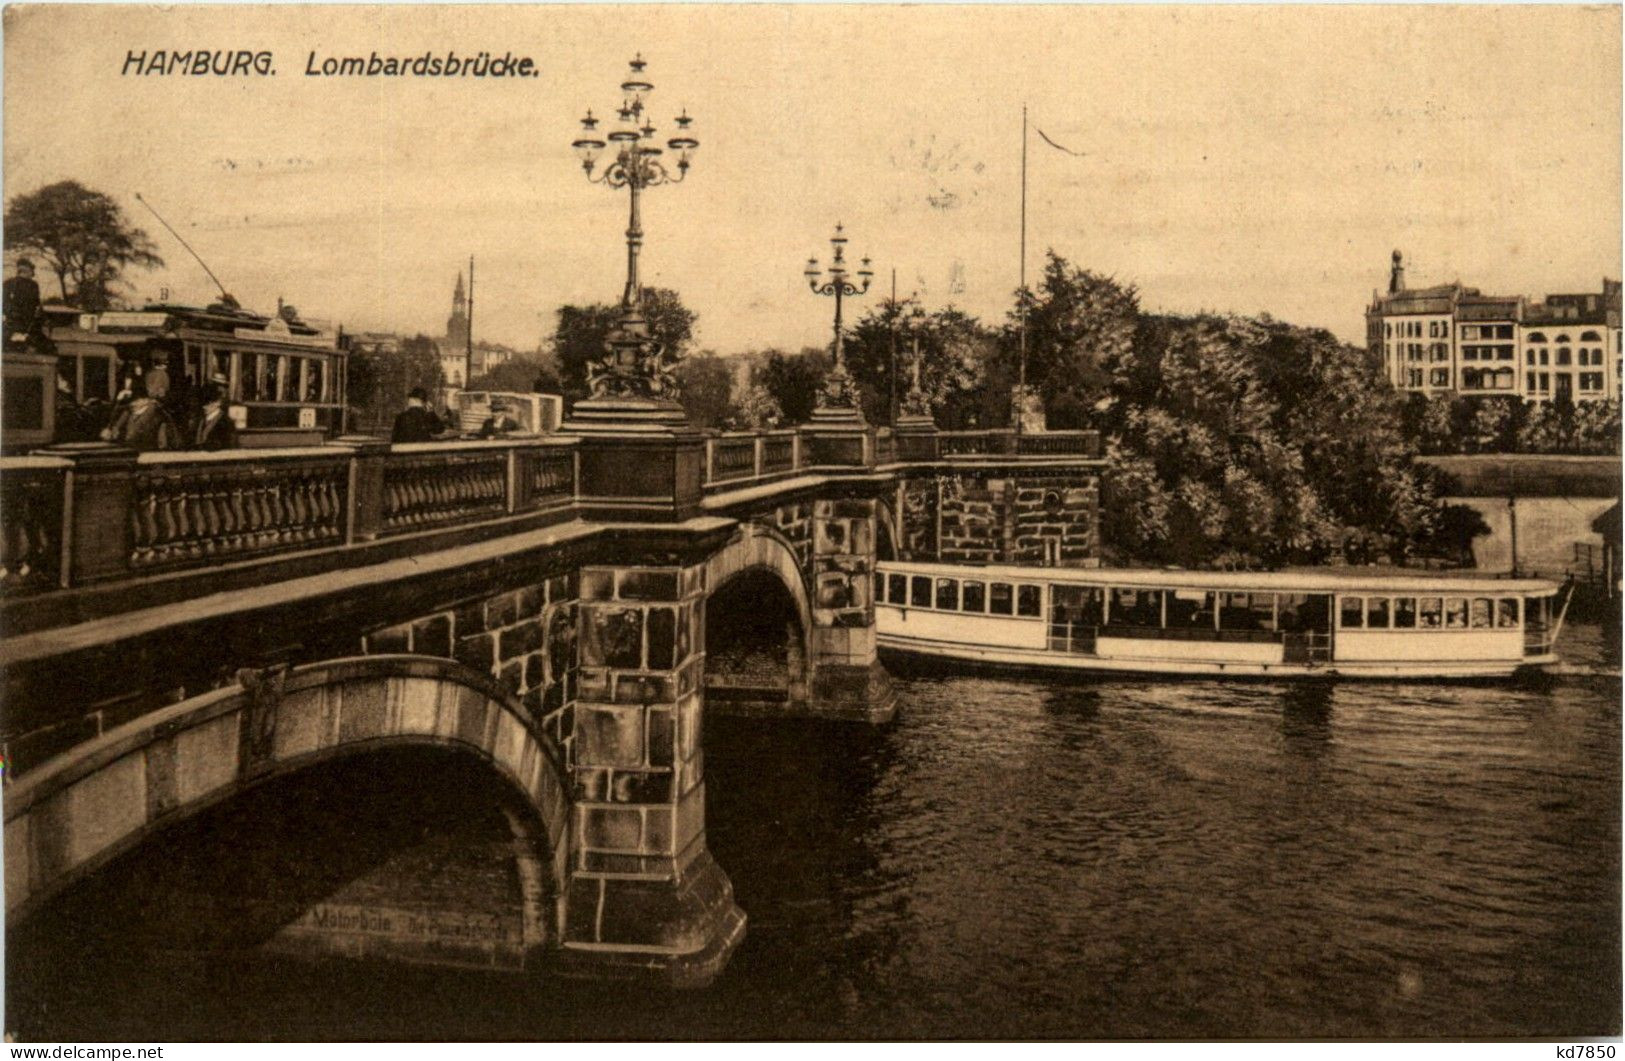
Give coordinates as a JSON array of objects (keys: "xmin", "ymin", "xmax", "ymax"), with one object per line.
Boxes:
[
  {"xmin": 804, "ymin": 224, "xmax": 873, "ymax": 424},
  {"xmin": 896, "ymin": 295, "xmax": 934, "ymax": 427},
  {"xmin": 569, "ymin": 54, "xmax": 699, "ymax": 426}
]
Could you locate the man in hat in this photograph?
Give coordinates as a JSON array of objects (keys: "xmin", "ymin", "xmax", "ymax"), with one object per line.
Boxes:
[
  {"xmin": 391, "ymin": 387, "xmax": 444, "ymax": 443},
  {"xmin": 478, "ymin": 398, "xmax": 522, "ymax": 438},
  {"xmin": 194, "ymin": 377, "xmax": 238, "ymax": 450},
  {"xmin": 3, "ymin": 258, "xmax": 45, "ymax": 351}
]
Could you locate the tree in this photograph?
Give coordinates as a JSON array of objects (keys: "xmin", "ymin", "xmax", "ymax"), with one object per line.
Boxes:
[
  {"xmin": 672, "ymin": 353, "xmax": 736, "ymax": 430},
  {"xmin": 5, "ymin": 181, "xmax": 164, "ymax": 311},
  {"xmin": 467, "ymin": 352, "xmax": 560, "ymax": 395},
  {"xmin": 345, "ymin": 334, "xmax": 444, "ymax": 433},
  {"xmin": 843, "ymin": 302, "xmax": 998, "ymax": 426},
  {"xmin": 1007, "ymin": 251, "xmax": 1139, "ymax": 428},
  {"xmin": 758, "ymin": 348, "xmax": 829, "ymax": 424},
  {"xmin": 551, "ymin": 289, "xmax": 696, "ymax": 405}
]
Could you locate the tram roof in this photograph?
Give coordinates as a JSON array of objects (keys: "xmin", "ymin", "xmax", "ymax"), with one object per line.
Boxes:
[{"xmin": 877, "ymin": 561, "xmax": 1563, "ymax": 595}]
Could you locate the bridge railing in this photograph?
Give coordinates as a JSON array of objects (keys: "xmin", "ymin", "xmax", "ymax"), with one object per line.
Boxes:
[
  {"xmin": 1, "ymin": 424, "xmax": 1100, "ymax": 594},
  {"xmin": 695, "ymin": 425, "xmax": 1102, "ymax": 491},
  {"xmin": 0, "ymin": 436, "xmax": 582, "ymax": 593}
]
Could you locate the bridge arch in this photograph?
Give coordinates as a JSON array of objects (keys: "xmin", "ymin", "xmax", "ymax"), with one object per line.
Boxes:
[
  {"xmin": 701, "ymin": 521, "xmax": 816, "ymax": 713},
  {"xmin": 3, "ymin": 655, "xmax": 571, "ymax": 966}
]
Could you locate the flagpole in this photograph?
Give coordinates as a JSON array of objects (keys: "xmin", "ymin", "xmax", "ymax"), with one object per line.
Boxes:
[
  {"xmin": 889, "ymin": 267, "xmax": 898, "ymax": 425},
  {"xmin": 1019, "ymin": 103, "xmax": 1028, "ymax": 393},
  {"xmin": 466, "ymin": 254, "xmax": 475, "ymax": 390}
]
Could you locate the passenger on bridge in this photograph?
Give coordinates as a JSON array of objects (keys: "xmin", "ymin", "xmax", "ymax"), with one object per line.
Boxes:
[
  {"xmin": 194, "ymin": 382, "xmax": 238, "ymax": 450},
  {"xmin": 3, "ymin": 258, "xmax": 50, "ymax": 353},
  {"xmin": 391, "ymin": 387, "xmax": 444, "ymax": 443},
  {"xmin": 478, "ymin": 400, "xmax": 521, "ymax": 439},
  {"xmin": 104, "ymin": 374, "xmax": 181, "ymax": 451}
]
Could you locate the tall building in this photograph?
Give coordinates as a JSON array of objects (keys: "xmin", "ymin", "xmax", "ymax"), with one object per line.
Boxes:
[
  {"xmin": 1366, "ymin": 251, "xmax": 1621, "ymax": 403},
  {"xmin": 440, "ymin": 273, "xmax": 471, "ymax": 387},
  {"xmin": 438, "ymin": 271, "xmax": 516, "ymax": 388}
]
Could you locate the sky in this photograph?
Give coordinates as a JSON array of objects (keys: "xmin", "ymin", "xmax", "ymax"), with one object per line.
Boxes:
[{"xmin": 4, "ymin": 4, "xmax": 1620, "ymax": 355}]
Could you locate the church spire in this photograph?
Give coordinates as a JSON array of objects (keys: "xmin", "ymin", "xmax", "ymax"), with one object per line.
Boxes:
[{"xmin": 453, "ymin": 272, "xmax": 466, "ymax": 311}]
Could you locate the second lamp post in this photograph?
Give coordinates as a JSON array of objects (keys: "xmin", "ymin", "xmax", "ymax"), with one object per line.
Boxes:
[{"xmin": 804, "ymin": 224, "xmax": 873, "ymax": 424}]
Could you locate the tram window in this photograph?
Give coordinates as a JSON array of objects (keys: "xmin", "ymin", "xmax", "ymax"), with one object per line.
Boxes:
[
  {"xmin": 1470, "ymin": 598, "xmax": 1493, "ymax": 629},
  {"xmin": 1016, "ymin": 585, "xmax": 1042, "ymax": 617},
  {"xmin": 936, "ymin": 578, "xmax": 959, "ymax": 611},
  {"xmin": 1394, "ymin": 598, "xmax": 1417, "ymax": 628},
  {"xmin": 962, "ymin": 580, "xmax": 986, "ymax": 613},
  {"xmin": 308, "ymin": 359, "xmax": 326, "ymax": 402},
  {"xmin": 1444, "ymin": 598, "xmax": 1468, "ymax": 629},
  {"xmin": 874, "ymin": 572, "xmax": 885, "ymax": 603},
  {"xmin": 1166, "ymin": 590, "xmax": 1211, "ymax": 629},
  {"xmin": 241, "ymin": 353, "xmax": 260, "ymax": 400},
  {"xmin": 184, "ymin": 342, "xmax": 206, "ymax": 385},
  {"xmin": 1340, "ymin": 597, "xmax": 1364, "ymax": 629},
  {"xmin": 1496, "ymin": 598, "xmax": 1520, "ymax": 628},
  {"xmin": 1419, "ymin": 598, "xmax": 1443, "ymax": 628},
  {"xmin": 888, "ymin": 574, "xmax": 907, "ymax": 605},
  {"xmin": 82, "ymin": 356, "xmax": 110, "ymax": 402},
  {"xmin": 280, "ymin": 356, "xmax": 299, "ymax": 402},
  {"xmin": 214, "ymin": 349, "xmax": 232, "ymax": 387},
  {"xmin": 911, "ymin": 576, "xmax": 932, "ymax": 608},
  {"xmin": 1367, "ymin": 597, "xmax": 1391, "ymax": 628},
  {"xmin": 990, "ymin": 583, "xmax": 1014, "ymax": 615}
]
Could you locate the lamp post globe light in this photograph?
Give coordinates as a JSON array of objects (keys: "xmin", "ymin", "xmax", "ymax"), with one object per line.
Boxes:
[
  {"xmin": 804, "ymin": 223, "xmax": 874, "ymax": 425},
  {"xmin": 568, "ymin": 54, "xmax": 699, "ymax": 427}
]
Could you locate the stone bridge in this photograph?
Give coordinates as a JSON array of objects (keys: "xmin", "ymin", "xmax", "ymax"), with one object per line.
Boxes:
[{"xmin": 0, "ymin": 418, "xmax": 1102, "ymax": 987}]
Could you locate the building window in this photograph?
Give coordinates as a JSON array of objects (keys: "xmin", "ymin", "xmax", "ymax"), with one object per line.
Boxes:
[
  {"xmin": 1557, "ymin": 347, "xmax": 1572, "ymax": 366},
  {"xmin": 1430, "ymin": 368, "xmax": 1450, "ymax": 387},
  {"xmin": 1527, "ymin": 332, "xmax": 1547, "ymax": 343},
  {"xmin": 1580, "ymin": 372, "xmax": 1604, "ymax": 392},
  {"xmin": 1581, "ymin": 331, "xmax": 1601, "ymax": 342},
  {"xmin": 1408, "ymin": 369, "xmax": 1423, "ymax": 387}
]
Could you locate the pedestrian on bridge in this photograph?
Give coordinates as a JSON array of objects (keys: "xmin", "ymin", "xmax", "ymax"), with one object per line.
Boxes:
[{"xmin": 392, "ymin": 387, "xmax": 444, "ymax": 443}]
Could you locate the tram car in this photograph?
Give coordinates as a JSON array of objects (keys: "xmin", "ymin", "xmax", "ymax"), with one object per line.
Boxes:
[{"xmin": 11, "ymin": 301, "xmax": 348, "ymax": 451}]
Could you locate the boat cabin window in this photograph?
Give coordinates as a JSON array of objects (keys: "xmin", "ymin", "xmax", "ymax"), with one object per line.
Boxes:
[
  {"xmin": 1109, "ymin": 587, "xmax": 1162, "ymax": 628},
  {"xmin": 1470, "ymin": 598, "xmax": 1493, "ymax": 629},
  {"xmin": 990, "ymin": 582, "xmax": 1014, "ymax": 615},
  {"xmin": 1419, "ymin": 597, "xmax": 1443, "ymax": 628},
  {"xmin": 1339, "ymin": 596, "xmax": 1364, "ymax": 629},
  {"xmin": 1219, "ymin": 592, "xmax": 1277, "ymax": 631},
  {"xmin": 1444, "ymin": 598, "xmax": 1468, "ymax": 629},
  {"xmin": 1017, "ymin": 585, "xmax": 1042, "ymax": 617},
  {"xmin": 962, "ymin": 580, "xmax": 986, "ymax": 613},
  {"xmin": 911, "ymin": 576, "xmax": 932, "ymax": 608},
  {"xmin": 1394, "ymin": 598, "xmax": 1417, "ymax": 628},
  {"xmin": 1166, "ymin": 589, "xmax": 1214, "ymax": 629},
  {"xmin": 888, "ymin": 574, "xmax": 907, "ymax": 605},
  {"xmin": 1496, "ymin": 598, "xmax": 1520, "ymax": 628},
  {"xmin": 936, "ymin": 578, "xmax": 959, "ymax": 611},
  {"xmin": 1367, "ymin": 597, "xmax": 1391, "ymax": 628}
]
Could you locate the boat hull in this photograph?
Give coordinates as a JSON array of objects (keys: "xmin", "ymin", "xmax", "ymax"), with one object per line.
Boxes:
[{"xmin": 878, "ymin": 632, "xmax": 1557, "ymax": 682}]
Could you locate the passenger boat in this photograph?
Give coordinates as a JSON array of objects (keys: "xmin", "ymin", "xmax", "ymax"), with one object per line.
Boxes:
[{"xmin": 874, "ymin": 561, "xmax": 1569, "ymax": 680}]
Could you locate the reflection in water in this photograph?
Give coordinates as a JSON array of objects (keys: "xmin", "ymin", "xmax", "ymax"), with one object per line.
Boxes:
[{"xmin": 10, "ymin": 627, "xmax": 1621, "ymax": 1040}]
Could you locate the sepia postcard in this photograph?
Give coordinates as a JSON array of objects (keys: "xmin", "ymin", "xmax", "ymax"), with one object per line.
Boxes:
[{"xmin": 0, "ymin": 2, "xmax": 1619, "ymax": 1047}]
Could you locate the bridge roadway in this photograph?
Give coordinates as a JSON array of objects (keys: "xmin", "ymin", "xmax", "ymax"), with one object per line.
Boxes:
[{"xmin": 0, "ymin": 419, "xmax": 1102, "ymax": 986}]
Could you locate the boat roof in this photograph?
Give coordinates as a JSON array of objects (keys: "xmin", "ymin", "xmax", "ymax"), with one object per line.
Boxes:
[{"xmin": 877, "ymin": 561, "xmax": 1562, "ymax": 595}]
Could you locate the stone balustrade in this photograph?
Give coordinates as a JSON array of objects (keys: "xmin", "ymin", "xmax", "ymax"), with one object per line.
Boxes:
[{"xmin": 0, "ymin": 424, "xmax": 1098, "ymax": 598}]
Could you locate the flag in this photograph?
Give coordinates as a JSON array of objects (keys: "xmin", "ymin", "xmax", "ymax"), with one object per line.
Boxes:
[{"xmin": 1034, "ymin": 127, "xmax": 1086, "ymax": 157}]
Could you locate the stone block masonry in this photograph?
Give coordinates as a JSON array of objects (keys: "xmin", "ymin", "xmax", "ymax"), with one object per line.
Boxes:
[
  {"xmin": 362, "ymin": 572, "xmax": 580, "ymax": 762},
  {"xmin": 901, "ymin": 471, "xmax": 1101, "ymax": 566}
]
